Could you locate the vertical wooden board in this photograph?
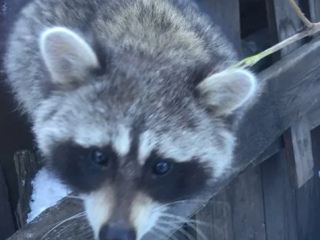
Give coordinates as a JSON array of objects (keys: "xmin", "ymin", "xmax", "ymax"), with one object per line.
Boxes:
[
  {"xmin": 266, "ymin": 0, "xmax": 314, "ymax": 189},
  {"xmin": 284, "ymin": 117, "xmax": 314, "ymax": 188},
  {"xmin": 195, "ymin": 188, "xmax": 234, "ymax": 240},
  {"xmin": 265, "ymin": 0, "xmax": 303, "ymax": 58},
  {"xmin": 14, "ymin": 151, "xmax": 41, "ymax": 228},
  {"xmin": 311, "ymin": 127, "xmax": 320, "ymax": 239},
  {"xmin": 295, "ymin": 126, "xmax": 320, "ymax": 240},
  {"xmin": 261, "ymin": 150, "xmax": 298, "ymax": 240},
  {"xmin": 308, "ymin": 0, "xmax": 320, "ymax": 22},
  {"xmin": 230, "ymin": 166, "xmax": 266, "ymax": 240},
  {"xmin": 169, "ymin": 226, "xmax": 190, "ymax": 240},
  {"xmin": 0, "ymin": 161, "xmax": 16, "ymax": 240},
  {"xmin": 0, "ymin": 0, "xmax": 34, "ymax": 211}
]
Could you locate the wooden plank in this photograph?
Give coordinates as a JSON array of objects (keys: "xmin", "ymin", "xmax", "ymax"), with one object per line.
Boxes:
[
  {"xmin": 0, "ymin": 161, "xmax": 16, "ymax": 240},
  {"xmin": 284, "ymin": 117, "xmax": 314, "ymax": 188},
  {"xmin": 7, "ymin": 34, "xmax": 320, "ymax": 240},
  {"xmin": 295, "ymin": 126, "xmax": 320, "ymax": 240},
  {"xmin": 261, "ymin": 150, "xmax": 298, "ymax": 240},
  {"xmin": 195, "ymin": 188, "xmax": 233, "ymax": 240},
  {"xmin": 243, "ymin": 137, "xmax": 283, "ymax": 171},
  {"xmin": 230, "ymin": 167, "xmax": 266, "ymax": 240},
  {"xmin": 265, "ymin": 0, "xmax": 303, "ymax": 59},
  {"xmin": 308, "ymin": 0, "xmax": 320, "ymax": 23},
  {"xmin": 265, "ymin": 0, "xmax": 315, "ymax": 189},
  {"xmin": 306, "ymin": 104, "xmax": 320, "ymax": 130},
  {"xmin": 14, "ymin": 150, "xmax": 41, "ymax": 228},
  {"xmin": 7, "ymin": 198, "xmax": 90, "ymax": 240}
]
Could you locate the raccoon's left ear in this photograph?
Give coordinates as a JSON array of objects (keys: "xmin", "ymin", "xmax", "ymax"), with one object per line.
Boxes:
[
  {"xmin": 196, "ymin": 69, "xmax": 258, "ymax": 117},
  {"xmin": 40, "ymin": 27, "xmax": 100, "ymax": 86}
]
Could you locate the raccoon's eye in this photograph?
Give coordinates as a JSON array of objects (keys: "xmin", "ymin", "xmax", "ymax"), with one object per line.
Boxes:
[
  {"xmin": 153, "ymin": 161, "xmax": 171, "ymax": 175},
  {"xmin": 91, "ymin": 150, "xmax": 108, "ymax": 166}
]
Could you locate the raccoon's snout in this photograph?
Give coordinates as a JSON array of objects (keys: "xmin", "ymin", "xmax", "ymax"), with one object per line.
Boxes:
[{"xmin": 99, "ymin": 223, "xmax": 136, "ymax": 240}]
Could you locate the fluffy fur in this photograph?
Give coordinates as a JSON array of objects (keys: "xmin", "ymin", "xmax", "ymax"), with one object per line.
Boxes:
[{"xmin": 4, "ymin": 0, "xmax": 259, "ymax": 239}]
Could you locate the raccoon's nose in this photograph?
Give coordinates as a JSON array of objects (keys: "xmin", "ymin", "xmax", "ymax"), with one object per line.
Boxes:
[{"xmin": 99, "ymin": 224, "xmax": 136, "ymax": 240}]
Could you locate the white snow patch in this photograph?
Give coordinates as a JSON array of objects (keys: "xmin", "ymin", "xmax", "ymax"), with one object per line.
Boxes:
[{"xmin": 27, "ymin": 167, "xmax": 70, "ymax": 223}]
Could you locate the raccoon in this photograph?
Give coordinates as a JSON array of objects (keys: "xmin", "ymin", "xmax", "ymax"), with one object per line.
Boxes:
[{"xmin": 4, "ymin": 0, "xmax": 259, "ymax": 239}]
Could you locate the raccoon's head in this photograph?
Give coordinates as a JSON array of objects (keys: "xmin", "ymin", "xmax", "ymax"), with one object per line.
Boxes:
[{"xmin": 34, "ymin": 27, "xmax": 258, "ymax": 240}]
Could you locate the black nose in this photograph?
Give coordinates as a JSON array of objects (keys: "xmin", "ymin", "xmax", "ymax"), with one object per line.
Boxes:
[{"xmin": 99, "ymin": 224, "xmax": 136, "ymax": 240}]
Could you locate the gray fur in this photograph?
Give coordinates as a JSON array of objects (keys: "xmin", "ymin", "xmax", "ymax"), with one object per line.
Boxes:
[{"xmin": 4, "ymin": 0, "xmax": 259, "ymax": 239}]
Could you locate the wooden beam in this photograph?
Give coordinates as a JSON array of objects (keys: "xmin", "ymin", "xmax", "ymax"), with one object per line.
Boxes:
[
  {"xmin": 14, "ymin": 150, "xmax": 41, "ymax": 228},
  {"xmin": 295, "ymin": 127, "xmax": 320, "ymax": 240},
  {"xmin": 8, "ymin": 37, "xmax": 320, "ymax": 240},
  {"xmin": 284, "ymin": 117, "xmax": 315, "ymax": 188},
  {"xmin": 308, "ymin": 0, "xmax": 320, "ymax": 23},
  {"xmin": 265, "ymin": 0, "xmax": 314, "ymax": 189},
  {"xmin": 265, "ymin": 0, "xmax": 302, "ymax": 59},
  {"xmin": 261, "ymin": 150, "xmax": 298, "ymax": 240},
  {"xmin": 306, "ymin": 105, "xmax": 320, "ymax": 130}
]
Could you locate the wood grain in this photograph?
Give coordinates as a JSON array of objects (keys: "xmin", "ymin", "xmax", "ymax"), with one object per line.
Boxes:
[
  {"xmin": 265, "ymin": 0, "xmax": 303, "ymax": 58},
  {"xmin": 261, "ymin": 150, "xmax": 299, "ymax": 240},
  {"xmin": 266, "ymin": 0, "xmax": 314, "ymax": 189},
  {"xmin": 295, "ymin": 127, "xmax": 320, "ymax": 240},
  {"xmin": 230, "ymin": 167, "xmax": 266, "ymax": 240},
  {"xmin": 284, "ymin": 117, "xmax": 314, "ymax": 188},
  {"xmin": 14, "ymin": 150, "xmax": 41, "ymax": 228}
]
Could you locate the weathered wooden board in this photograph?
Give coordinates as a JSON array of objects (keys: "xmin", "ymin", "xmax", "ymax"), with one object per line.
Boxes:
[
  {"xmin": 308, "ymin": 0, "xmax": 320, "ymax": 23},
  {"xmin": 284, "ymin": 117, "xmax": 314, "ymax": 188},
  {"xmin": 265, "ymin": 0, "xmax": 314, "ymax": 189},
  {"xmin": 265, "ymin": 0, "xmax": 303, "ymax": 58},
  {"xmin": 0, "ymin": 161, "xmax": 15, "ymax": 240},
  {"xmin": 230, "ymin": 167, "xmax": 266, "ymax": 240},
  {"xmin": 261, "ymin": 150, "xmax": 298, "ymax": 240},
  {"xmin": 14, "ymin": 150, "xmax": 41, "ymax": 228},
  {"xmin": 7, "ymin": 198, "xmax": 92, "ymax": 240},
  {"xmin": 295, "ymin": 127, "xmax": 320, "ymax": 240},
  {"xmin": 8, "ymin": 34, "xmax": 320, "ymax": 240},
  {"xmin": 195, "ymin": 187, "xmax": 233, "ymax": 240},
  {"xmin": 306, "ymin": 104, "xmax": 320, "ymax": 130}
]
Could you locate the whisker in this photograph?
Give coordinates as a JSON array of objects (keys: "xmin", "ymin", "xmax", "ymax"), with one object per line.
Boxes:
[
  {"xmin": 158, "ymin": 213, "xmax": 211, "ymax": 226},
  {"xmin": 184, "ymin": 221, "xmax": 208, "ymax": 240},
  {"xmin": 153, "ymin": 199, "xmax": 208, "ymax": 212},
  {"xmin": 158, "ymin": 221, "xmax": 196, "ymax": 240},
  {"xmin": 152, "ymin": 225, "xmax": 179, "ymax": 240},
  {"xmin": 41, "ymin": 211, "xmax": 86, "ymax": 239}
]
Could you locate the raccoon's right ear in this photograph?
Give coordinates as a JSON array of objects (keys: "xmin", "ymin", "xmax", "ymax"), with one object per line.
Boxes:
[
  {"xmin": 196, "ymin": 68, "xmax": 258, "ymax": 117},
  {"xmin": 40, "ymin": 27, "xmax": 100, "ymax": 86}
]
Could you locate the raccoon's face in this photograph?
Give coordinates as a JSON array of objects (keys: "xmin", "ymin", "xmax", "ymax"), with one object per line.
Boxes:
[{"xmin": 33, "ymin": 27, "xmax": 257, "ymax": 240}]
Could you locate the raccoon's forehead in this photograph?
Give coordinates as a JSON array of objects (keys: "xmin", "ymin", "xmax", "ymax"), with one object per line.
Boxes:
[{"xmin": 34, "ymin": 98, "xmax": 229, "ymax": 163}]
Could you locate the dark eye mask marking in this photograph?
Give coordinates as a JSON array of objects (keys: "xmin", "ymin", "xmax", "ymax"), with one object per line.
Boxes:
[
  {"xmin": 138, "ymin": 151, "xmax": 211, "ymax": 203},
  {"xmin": 49, "ymin": 141, "xmax": 118, "ymax": 193}
]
